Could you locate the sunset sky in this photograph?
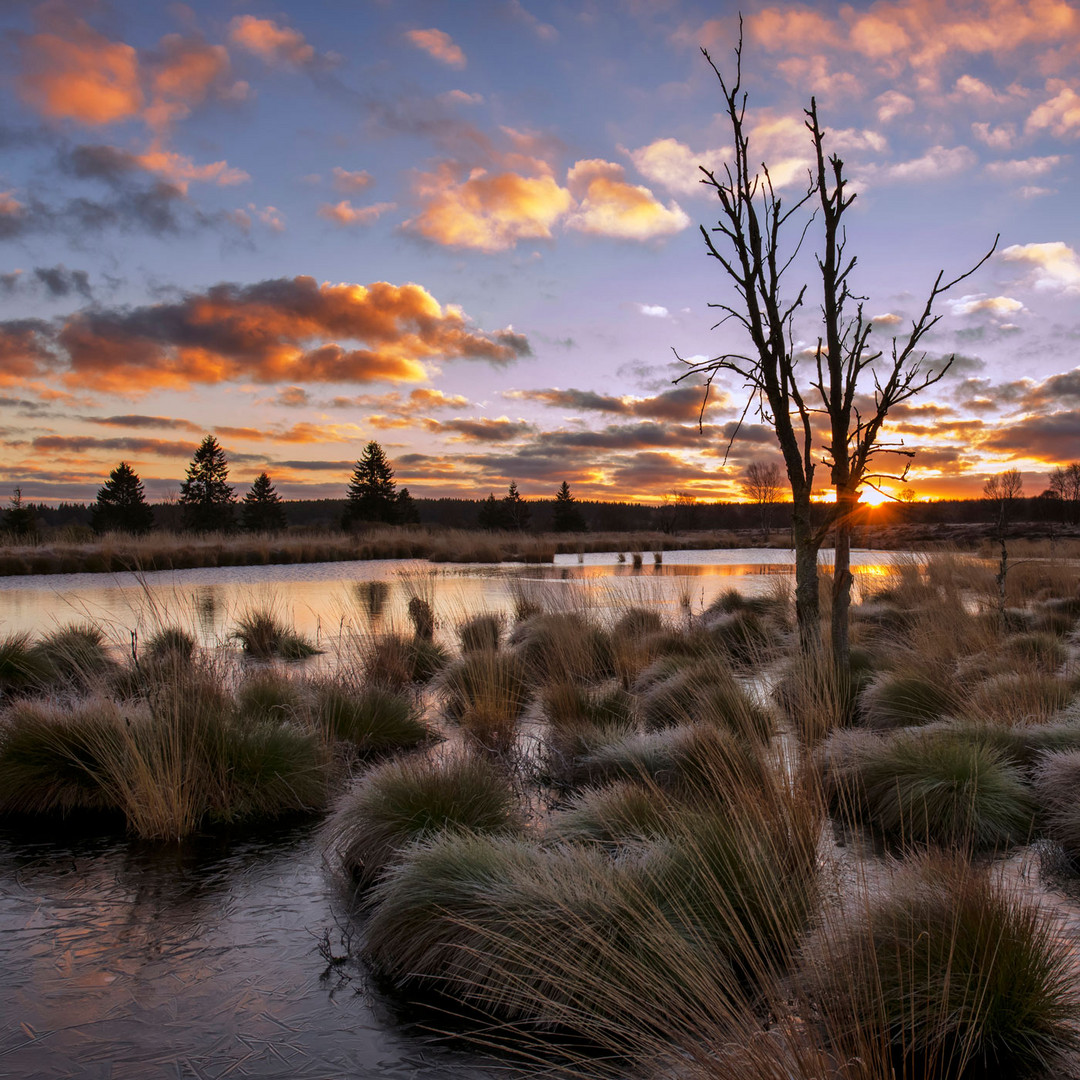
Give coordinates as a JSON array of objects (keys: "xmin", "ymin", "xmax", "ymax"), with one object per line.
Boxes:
[{"xmin": 2, "ymin": 0, "xmax": 1079, "ymax": 506}]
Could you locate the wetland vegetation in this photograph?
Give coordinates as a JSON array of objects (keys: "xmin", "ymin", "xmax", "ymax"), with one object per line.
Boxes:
[{"xmin": 4, "ymin": 545, "xmax": 1080, "ymax": 1077}]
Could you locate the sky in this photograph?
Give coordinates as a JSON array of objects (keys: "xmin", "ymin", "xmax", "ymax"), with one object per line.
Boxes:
[{"xmin": 1, "ymin": 0, "xmax": 1079, "ymax": 507}]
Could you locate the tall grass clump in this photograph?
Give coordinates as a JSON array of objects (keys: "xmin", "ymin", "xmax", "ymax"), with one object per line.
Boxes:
[
  {"xmin": 962, "ymin": 672, "xmax": 1077, "ymax": 725},
  {"xmin": 547, "ymin": 781, "xmax": 673, "ymax": 847},
  {"xmin": 144, "ymin": 626, "xmax": 197, "ymax": 665},
  {"xmin": 509, "ymin": 611, "xmax": 614, "ymax": 684},
  {"xmin": 0, "ymin": 699, "xmax": 124, "ymax": 817},
  {"xmin": 825, "ymin": 726, "xmax": 1036, "ymax": 851},
  {"xmin": 234, "ymin": 609, "xmax": 320, "ymax": 660},
  {"xmin": 0, "ymin": 632, "xmax": 52, "ymax": 694},
  {"xmin": 1034, "ymin": 750, "xmax": 1080, "ymax": 866},
  {"xmin": 860, "ymin": 669, "xmax": 956, "ymax": 729},
  {"xmin": 326, "ymin": 752, "xmax": 522, "ymax": 888},
  {"xmin": 800, "ymin": 853, "xmax": 1080, "ymax": 1080},
  {"xmin": 439, "ymin": 649, "xmax": 531, "ymax": 752},
  {"xmin": 314, "ymin": 682, "xmax": 429, "ymax": 756},
  {"xmin": 359, "ymin": 630, "xmax": 449, "ymax": 688},
  {"xmin": 235, "ymin": 668, "xmax": 307, "ymax": 722},
  {"xmin": 640, "ymin": 658, "xmax": 773, "ymax": 743},
  {"xmin": 30, "ymin": 622, "xmax": 115, "ymax": 687},
  {"xmin": 457, "ymin": 612, "xmax": 504, "ymax": 653}
]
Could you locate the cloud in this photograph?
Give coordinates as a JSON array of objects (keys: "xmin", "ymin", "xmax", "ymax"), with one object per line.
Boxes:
[
  {"xmin": 0, "ymin": 277, "xmax": 531, "ymax": 393},
  {"xmin": 875, "ymin": 91, "xmax": 915, "ymax": 123},
  {"xmin": 984, "ymin": 155, "xmax": 1064, "ymax": 181},
  {"xmin": 0, "ymin": 265, "xmax": 93, "ymax": 300},
  {"xmin": 637, "ymin": 303, "xmax": 670, "ymax": 318},
  {"xmin": 565, "ymin": 160, "xmax": 689, "ymax": 241},
  {"xmin": 626, "ymin": 138, "xmax": 729, "ymax": 195},
  {"xmin": 506, "ymin": 1, "xmax": 558, "ymax": 42},
  {"xmin": 275, "ymin": 387, "xmax": 310, "ymax": 408},
  {"xmin": 32, "ymin": 434, "xmax": 202, "ymax": 458},
  {"xmin": 949, "ymin": 295, "xmax": 1026, "ymax": 316},
  {"xmin": 132, "ymin": 145, "xmax": 249, "ymax": 192},
  {"xmin": 1000, "ymin": 242, "xmax": 1080, "ymax": 293},
  {"xmin": 427, "ymin": 416, "xmax": 535, "ymax": 442},
  {"xmin": 331, "ymin": 167, "xmax": 373, "ymax": 193},
  {"xmin": 404, "ymin": 28, "xmax": 466, "ymax": 69},
  {"xmin": 440, "ymin": 89, "xmax": 484, "ymax": 106},
  {"xmin": 404, "ymin": 163, "xmax": 572, "ymax": 252},
  {"xmin": 981, "ymin": 409, "xmax": 1080, "ymax": 463},
  {"xmin": 16, "ymin": 20, "xmax": 142, "ymax": 125},
  {"xmin": 86, "ymin": 414, "xmax": 202, "ymax": 432},
  {"xmin": 1026, "ymin": 81, "xmax": 1080, "ymax": 137},
  {"xmin": 868, "ymin": 145, "xmax": 978, "ymax": 183},
  {"xmin": 506, "ymin": 385, "xmax": 709, "ymax": 422},
  {"xmin": 972, "ymin": 122, "xmax": 1017, "ymax": 150},
  {"xmin": 318, "ymin": 200, "xmax": 396, "ymax": 226},
  {"xmin": 871, "ymin": 312, "xmax": 903, "ymax": 326},
  {"xmin": 228, "ymin": 16, "xmax": 316, "ymax": 68}
]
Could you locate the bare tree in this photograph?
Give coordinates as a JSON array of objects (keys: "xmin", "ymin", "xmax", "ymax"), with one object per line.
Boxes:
[
  {"xmin": 1049, "ymin": 463, "xmax": 1080, "ymax": 524},
  {"xmin": 676, "ymin": 32, "xmax": 996, "ymax": 665},
  {"xmin": 984, "ymin": 467, "xmax": 1023, "ymax": 619},
  {"xmin": 742, "ymin": 461, "xmax": 784, "ymax": 540}
]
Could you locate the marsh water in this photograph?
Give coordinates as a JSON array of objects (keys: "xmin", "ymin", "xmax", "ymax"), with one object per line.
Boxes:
[{"xmin": 0, "ymin": 547, "xmax": 906, "ymax": 1078}]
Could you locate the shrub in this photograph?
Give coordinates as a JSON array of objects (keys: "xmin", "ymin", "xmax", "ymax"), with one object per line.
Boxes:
[
  {"xmin": 860, "ymin": 669, "xmax": 955, "ymax": 729},
  {"xmin": 326, "ymin": 752, "xmax": 522, "ymax": 887},
  {"xmin": 0, "ymin": 699, "xmax": 124, "ymax": 816},
  {"xmin": 801, "ymin": 854, "xmax": 1080, "ymax": 1079},
  {"xmin": 314, "ymin": 682, "xmax": 429, "ymax": 755},
  {"xmin": 834, "ymin": 727, "xmax": 1036, "ymax": 851},
  {"xmin": 439, "ymin": 649, "xmax": 531, "ymax": 752},
  {"xmin": 234, "ymin": 610, "xmax": 319, "ymax": 660}
]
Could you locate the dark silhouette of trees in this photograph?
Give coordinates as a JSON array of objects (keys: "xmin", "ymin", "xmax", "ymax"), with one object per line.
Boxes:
[
  {"xmin": 3, "ymin": 487, "xmax": 37, "ymax": 538},
  {"xmin": 552, "ymin": 481, "xmax": 587, "ymax": 533},
  {"xmin": 179, "ymin": 436, "xmax": 235, "ymax": 533},
  {"xmin": 505, "ymin": 481, "xmax": 531, "ymax": 531},
  {"xmin": 1048, "ymin": 463, "xmax": 1080, "ymax": 524},
  {"xmin": 344, "ymin": 441, "xmax": 401, "ymax": 527},
  {"xmin": 984, "ymin": 468, "xmax": 1023, "ymax": 618},
  {"xmin": 396, "ymin": 486, "xmax": 420, "ymax": 525},
  {"xmin": 241, "ymin": 472, "xmax": 287, "ymax": 533},
  {"xmin": 677, "ymin": 33, "xmax": 996, "ymax": 664},
  {"xmin": 477, "ymin": 492, "xmax": 512, "ymax": 531},
  {"xmin": 742, "ymin": 462, "xmax": 785, "ymax": 540},
  {"xmin": 91, "ymin": 462, "xmax": 154, "ymax": 534}
]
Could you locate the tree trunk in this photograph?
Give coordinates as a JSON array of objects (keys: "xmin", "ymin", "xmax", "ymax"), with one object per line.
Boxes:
[
  {"xmin": 830, "ymin": 488, "xmax": 857, "ymax": 673},
  {"xmin": 791, "ymin": 496, "xmax": 821, "ymax": 653}
]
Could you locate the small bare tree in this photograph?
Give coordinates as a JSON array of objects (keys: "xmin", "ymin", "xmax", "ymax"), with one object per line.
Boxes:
[
  {"xmin": 677, "ymin": 32, "xmax": 996, "ymax": 665},
  {"xmin": 742, "ymin": 461, "xmax": 784, "ymax": 540},
  {"xmin": 984, "ymin": 467, "xmax": 1023, "ymax": 619}
]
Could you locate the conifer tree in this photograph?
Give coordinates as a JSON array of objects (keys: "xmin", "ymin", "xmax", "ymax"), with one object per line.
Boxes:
[
  {"xmin": 91, "ymin": 461, "xmax": 154, "ymax": 534},
  {"xmin": 552, "ymin": 480, "xmax": 587, "ymax": 533},
  {"xmin": 477, "ymin": 492, "xmax": 512, "ymax": 531},
  {"xmin": 343, "ymin": 441, "xmax": 399, "ymax": 527},
  {"xmin": 179, "ymin": 435, "xmax": 235, "ymax": 533},
  {"xmin": 504, "ymin": 481, "xmax": 531, "ymax": 531},
  {"xmin": 395, "ymin": 486, "xmax": 420, "ymax": 525},
  {"xmin": 241, "ymin": 472, "xmax": 287, "ymax": 533},
  {"xmin": 2, "ymin": 487, "xmax": 38, "ymax": 538}
]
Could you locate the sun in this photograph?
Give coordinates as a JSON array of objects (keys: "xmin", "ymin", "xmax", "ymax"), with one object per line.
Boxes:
[{"xmin": 860, "ymin": 485, "xmax": 889, "ymax": 507}]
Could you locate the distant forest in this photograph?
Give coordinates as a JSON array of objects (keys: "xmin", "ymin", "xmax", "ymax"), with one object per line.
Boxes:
[{"xmin": 19, "ymin": 493, "xmax": 1075, "ymax": 535}]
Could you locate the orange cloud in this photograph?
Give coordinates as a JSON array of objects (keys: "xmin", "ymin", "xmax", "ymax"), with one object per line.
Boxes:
[
  {"xmin": 134, "ymin": 146, "xmax": 249, "ymax": 191},
  {"xmin": 18, "ymin": 22, "xmax": 142, "ymax": 125},
  {"xmin": 318, "ymin": 200, "xmax": 396, "ymax": 226},
  {"xmin": 565, "ymin": 160, "xmax": 689, "ymax": 240},
  {"xmin": 228, "ymin": 16, "xmax": 315, "ymax": 67},
  {"xmin": 331, "ymin": 167, "xmax": 373, "ymax": 193},
  {"xmin": 626, "ymin": 138, "xmax": 730, "ymax": 196},
  {"xmin": 405, "ymin": 164, "xmax": 572, "ymax": 252},
  {"xmin": 404, "ymin": 28, "xmax": 467, "ymax": 68},
  {"xmin": 0, "ymin": 277, "xmax": 530, "ymax": 394}
]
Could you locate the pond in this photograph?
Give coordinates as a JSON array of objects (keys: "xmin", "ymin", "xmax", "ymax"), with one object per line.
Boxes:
[{"xmin": 0, "ymin": 547, "xmax": 907, "ymax": 648}]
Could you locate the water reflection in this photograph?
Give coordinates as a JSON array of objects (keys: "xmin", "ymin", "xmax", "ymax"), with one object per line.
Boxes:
[
  {"xmin": 0, "ymin": 548, "xmax": 907, "ymax": 649},
  {"xmin": 0, "ymin": 825, "xmax": 490, "ymax": 1078}
]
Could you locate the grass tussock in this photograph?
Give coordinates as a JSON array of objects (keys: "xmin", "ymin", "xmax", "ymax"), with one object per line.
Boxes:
[
  {"xmin": 31, "ymin": 622, "xmax": 116, "ymax": 688},
  {"xmin": 860, "ymin": 669, "xmax": 957, "ymax": 729},
  {"xmin": 439, "ymin": 649, "xmax": 531, "ymax": 752},
  {"xmin": 359, "ymin": 630, "xmax": 449, "ymax": 688},
  {"xmin": 509, "ymin": 611, "xmax": 614, "ymax": 684},
  {"xmin": 326, "ymin": 752, "xmax": 522, "ymax": 888},
  {"xmin": 457, "ymin": 612, "xmax": 504, "ymax": 653},
  {"xmin": 314, "ymin": 681, "xmax": 430, "ymax": 755},
  {"xmin": 0, "ymin": 632, "xmax": 53, "ymax": 694},
  {"xmin": 234, "ymin": 609, "xmax": 320, "ymax": 660},
  {"xmin": 1034, "ymin": 750, "xmax": 1080, "ymax": 866},
  {"xmin": 821, "ymin": 726, "xmax": 1036, "ymax": 851},
  {"xmin": 801, "ymin": 853, "xmax": 1080, "ymax": 1080}
]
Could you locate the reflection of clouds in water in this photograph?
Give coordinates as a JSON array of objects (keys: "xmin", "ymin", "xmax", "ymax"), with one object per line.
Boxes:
[{"xmin": 0, "ymin": 550, "xmax": 918, "ymax": 645}]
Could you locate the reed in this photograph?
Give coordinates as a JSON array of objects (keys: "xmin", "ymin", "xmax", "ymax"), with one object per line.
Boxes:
[{"xmin": 233, "ymin": 609, "xmax": 320, "ymax": 660}]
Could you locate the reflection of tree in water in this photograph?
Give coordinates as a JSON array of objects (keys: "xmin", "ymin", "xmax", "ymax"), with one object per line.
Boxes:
[
  {"xmin": 193, "ymin": 588, "xmax": 218, "ymax": 638},
  {"xmin": 352, "ymin": 579, "xmax": 389, "ymax": 622}
]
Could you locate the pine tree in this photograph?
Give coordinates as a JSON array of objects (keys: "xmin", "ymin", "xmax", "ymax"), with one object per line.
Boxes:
[
  {"xmin": 477, "ymin": 492, "xmax": 512, "ymax": 531},
  {"xmin": 504, "ymin": 481, "xmax": 531, "ymax": 531},
  {"xmin": 343, "ymin": 441, "xmax": 399, "ymax": 527},
  {"xmin": 395, "ymin": 486, "xmax": 420, "ymax": 525},
  {"xmin": 552, "ymin": 480, "xmax": 587, "ymax": 533},
  {"xmin": 178, "ymin": 435, "xmax": 235, "ymax": 533},
  {"xmin": 3, "ymin": 487, "xmax": 38, "ymax": 538},
  {"xmin": 241, "ymin": 472, "xmax": 287, "ymax": 533},
  {"xmin": 91, "ymin": 462, "xmax": 154, "ymax": 534}
]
